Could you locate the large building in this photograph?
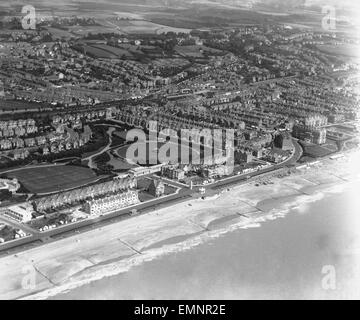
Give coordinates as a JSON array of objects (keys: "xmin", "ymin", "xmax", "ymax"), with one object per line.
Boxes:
[
  {"xmin": 129, "ymin": 164, "xmax": 166, "ymax": 177},
  {"xmin": 0, "ymin": 203, "xmax": 34, "ymax": 222},
  {"xmin": 274, "ymin": 132, "xmax": 293, "ymax": 151},
  {"xmin": 304, "ymin": 115, "xmax": 328, "ymax": 128},
  {"xmin": 34, "ymin": 176, "xmax": 137, "ymax": 212},
  {"xmin": 312, "ymin": 128, "xmax": 327, "ymax": 145},
  {"xmin": 202, "ymin": 164, "xmax": 232, "ymax": 178},
  {"xmin": 84, "ymin": 190, "xmax": 139, "ymax": 216},
  {"xmin": 292, "ymin": 126, "xmax": 326, "ymax": 145},
  {"xmin": 161, "ymin": 165, "xmax": 185, "ymax": 180},
  {"xmin": 292, "ymin": 114, "xmax": 327, "ymax": 145}
]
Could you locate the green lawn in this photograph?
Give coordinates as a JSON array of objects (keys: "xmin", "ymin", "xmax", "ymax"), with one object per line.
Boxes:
[{"xmin": 6, "ymin": 165, "xmax": 98, "ymax": 194}]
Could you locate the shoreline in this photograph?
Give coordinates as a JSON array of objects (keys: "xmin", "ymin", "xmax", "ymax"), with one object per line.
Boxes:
[{"xmin": 0, "ymin": 149, "xmax": 359, "ymax": 300}]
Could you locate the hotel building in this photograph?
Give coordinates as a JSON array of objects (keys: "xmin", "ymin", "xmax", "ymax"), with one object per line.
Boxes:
[
  {"xmin": 84, "ymin": 190, "xmax": 140, "ymax": 216},
  {"xmin": 0, "ymin": 203, "xmax": 34, "ymax": 223}
]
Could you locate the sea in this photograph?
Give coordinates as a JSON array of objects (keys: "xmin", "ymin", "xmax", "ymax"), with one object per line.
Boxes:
[{"xmin": 50, "ymin": 177, "xmax": 360, "ymax": 300}]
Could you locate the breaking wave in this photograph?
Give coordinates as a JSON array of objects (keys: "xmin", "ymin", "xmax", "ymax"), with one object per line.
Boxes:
[{"xmin": 21, "ymin": 182, "xmax": 347, "ymax": 300}]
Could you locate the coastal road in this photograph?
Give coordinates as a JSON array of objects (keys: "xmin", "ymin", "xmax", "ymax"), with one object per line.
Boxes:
[
  {"xmin": 196, "ymin": 138, "xmax": 303, "ymax": 190},
  {"xmin": 0, "ymin": 139, "xmax": 303, "ymax": 255},
  {"xmin": 0, "ymin": 188, "xmax": 195, "ymax": 256}
]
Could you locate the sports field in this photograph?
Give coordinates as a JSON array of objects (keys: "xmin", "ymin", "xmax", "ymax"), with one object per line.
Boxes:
[
  {"xmin": 5, "ymin": 165, "xmax": 98, "ymax": 194},
  {"xmin": 300, "ymin": 140, "xmax": 338, "ymax": 159},
  {"xmin": 175, "ymin": 45, "xmax": 224, "ymax": 58}
]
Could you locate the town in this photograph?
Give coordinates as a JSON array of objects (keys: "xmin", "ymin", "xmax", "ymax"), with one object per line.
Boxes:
[{"xmin": 0, "ymin": 5, "xmax": 359, "ymax": 253}]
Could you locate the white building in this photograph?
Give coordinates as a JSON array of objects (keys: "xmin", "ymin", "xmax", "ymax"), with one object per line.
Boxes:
[
  {"xmin": 0, "ymin": 178, "xmax": 20, "ymax": 193},
  {"xmin": 84, "ymin": 190, "xmax": 140, "ymax": 216},
  {"xmin": 129, "ymin": 163, "xmax": 167, "ymax": 177},
  {"xmin": 1, "ymin": 203, "xmax": 34, "ymax": 223},
  {"xmin": 202, "ymin": 164, "xmax": 232, "ymax": 178}
]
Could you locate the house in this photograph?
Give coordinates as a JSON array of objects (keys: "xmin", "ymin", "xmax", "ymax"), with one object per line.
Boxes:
[
  {"xmin": 12, "ymin": 149, "xmax": 29, "ymax": 160},
  {"xmin": 24, "ymin": 138, "xmax": 35, "ymax": 147},
  {"xmin": 42, "ymin": 146, "xmax": 50, "ymax": 155},
  {"xmin": 1, "ymin": 203, "xmax": 34, "ymax": 223},
  {"xmin": 0, "ymin": 139, "xmax": 12, "ymax": 150}
]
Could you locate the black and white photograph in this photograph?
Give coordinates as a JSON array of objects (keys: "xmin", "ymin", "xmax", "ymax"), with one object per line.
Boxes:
[{"xmin": 0, "ymin": 0, "xmax": 359, "ymax": 303}]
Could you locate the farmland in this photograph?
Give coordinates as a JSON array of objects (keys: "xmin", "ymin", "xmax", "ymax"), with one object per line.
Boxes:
[
  {"xmin": 74, "ymin": 43, "xmax": 135, "ymax": 59},
  {"xmin": 45, "ymin": 27, "xmax": 74, "ymax": 40},
  {"xmin": 120, "ymin": 20, "xmax": 192, "ymax": 34},
  {"xmin": 90, "ymin": 44, "xmax": 134, "ymax": 58},
  {"xmin": 4, "ymin": 165, "xmax": 99, "ymax": 194},
  {"xmin": 66, "ymin": 25, "xmax": 123, "ymax": 36},
  {"xmin": 175, "ymin": 45, "xmax": 224, "ymax": 58},
  {"xmin": 106, "ymin": 16, "xmax": 192, "ymax": 34}
]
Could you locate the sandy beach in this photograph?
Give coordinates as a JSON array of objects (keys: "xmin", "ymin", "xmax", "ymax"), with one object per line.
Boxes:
[{"xmin": 0, "ymin": 150, "xmax": 359, "ymax": 300}]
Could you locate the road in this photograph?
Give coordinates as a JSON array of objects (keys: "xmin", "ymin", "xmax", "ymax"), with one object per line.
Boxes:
[{"xmin": 0, "ymin": 162, "xmax": 67, "ymax": 175}]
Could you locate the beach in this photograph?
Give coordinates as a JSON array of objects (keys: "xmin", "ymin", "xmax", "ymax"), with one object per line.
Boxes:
[
  {"xmin": 0, "ymin": 150, "xmax": 359, "ymax": 300},
  {"xmin": 54, "ymin": 179, "xmax": 360, "ymax": 300}
]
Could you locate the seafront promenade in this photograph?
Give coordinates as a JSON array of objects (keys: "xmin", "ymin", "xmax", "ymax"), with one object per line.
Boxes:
[
  {"xmin": 0, "ymin": 138, "xmax": 303, "ymax": 255},
  {"xmin": 0, "ymin": 148, "xmax": 358, "ymax": 300}
]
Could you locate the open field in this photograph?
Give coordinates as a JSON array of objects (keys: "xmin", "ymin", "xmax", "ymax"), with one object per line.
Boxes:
[
  {"xmin": 1, "ymin": 0, "xmax": 338, "ymax": 33},
  {"xmin": 5, "ymin": 165, "xmax": 98, "ymax": 194},
  {"xmin": 45, "ymin": 27, "xmax": 75, "ymax": 40},
  {"xmin": 114, "ymin": 140, "xmax": 202, "ymax": 165},
  {"xmin": 107, "ymin": 152, "xmax": 136, "ymax": 171},
  {"xmin": 75, "ymin": 43, "xmax": 135, "ymax": 59},
  {"xmin": 76, "ymin": 44, "xmax": 118, "ymax": 59},
  {"xmin": 66, "ymin": 25, "xmax": 123, "ymax": 36},
  {"xmin": 299, "ymin": 140, "xmax": 338, "ymax": 159},
  {"xmin": 91, "ymin": 44, "xmax": 134, "ymax": 58},
  {"xmin": 123, "ymin": 20, "xmax": 192, "ymax": 34},
  {"xmin": 175, "ymin": 45, "xmax": 224, "ymax": 58},
  {"xmin": 105, "ymin": 17, "xmax": 192, "ymax": 34}
]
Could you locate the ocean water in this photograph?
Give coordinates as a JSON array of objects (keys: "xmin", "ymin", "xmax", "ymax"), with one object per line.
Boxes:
[{"xmin": 51, "ymin": 180, "xmax": 360, "ymax": 300}]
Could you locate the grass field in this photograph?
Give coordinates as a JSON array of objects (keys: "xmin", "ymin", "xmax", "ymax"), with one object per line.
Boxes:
[
  {"xmin": 77, "ymin": 43, "xmax": 134, "ymax": 59},
  {"xmin": 91, "ymin": 44, "xmax": 134, "ymax": 58},
  {"xmin": 105, "ymin": 17, "xmax": 192, "ymax": 34},
  {"xmin": 45, "ymin": 27, "xmax": 74, "ymax": 40},
  {"xmin": 5, "ymin": 165, "xmax": 98, "ymax": 194},
  {"xmin": 300, "ymin": 140, "xmax": 338, "ymax": 159},
  {"xmin": 79, "ymin": 44, "xmax": 118, "ymax": 59},
  {"xmin": 66, "ymin": 25, "xmax": 122, "ymax": 36},
  {"xmin": 175, "ymin": 45, "xmax": 224, "ymax": 58}
]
